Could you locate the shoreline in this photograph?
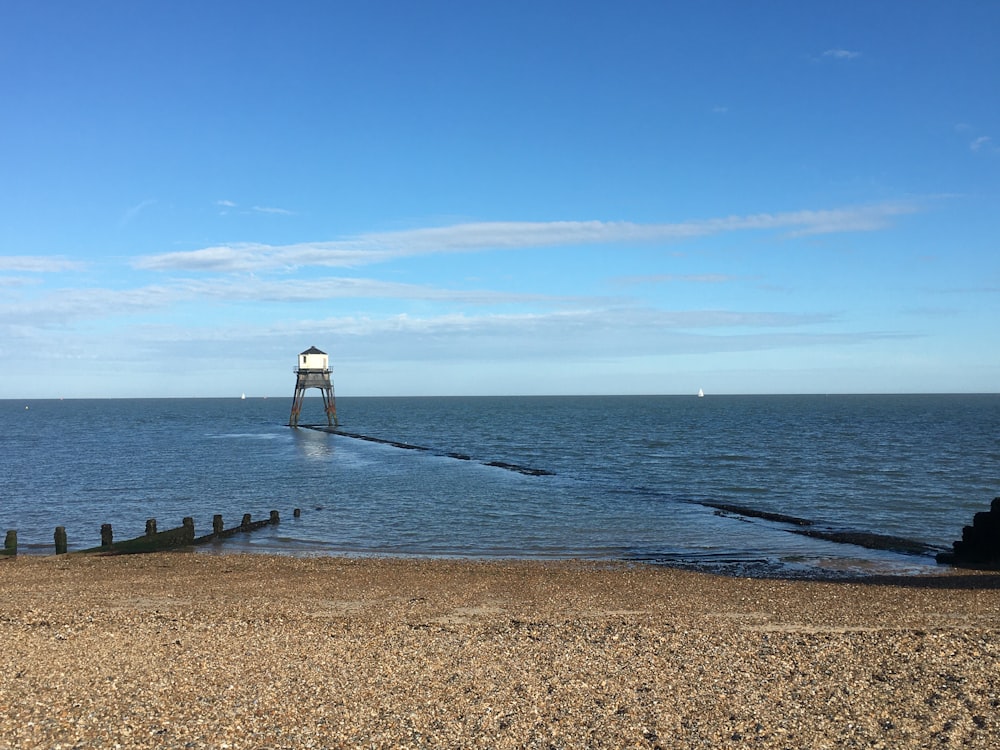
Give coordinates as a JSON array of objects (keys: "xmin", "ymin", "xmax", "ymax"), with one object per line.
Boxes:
[
  {"xmin": 2, "ymin": 553, "xmax": 998, "ymax": 748},
  {"xmin": 6, "ymin": 541, "xmax": 950, "ymax": 583}
]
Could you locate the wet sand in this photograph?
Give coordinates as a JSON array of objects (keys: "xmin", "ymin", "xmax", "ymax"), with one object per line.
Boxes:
[{"xmin": 1, "ymin": 553, "xmax": 998, "ymax": 748}]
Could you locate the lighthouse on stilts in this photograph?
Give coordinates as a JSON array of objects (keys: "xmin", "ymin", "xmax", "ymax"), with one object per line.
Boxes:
[{"xmin": 288, "ymin": 346, "xmax": 338, "ymax": 428}]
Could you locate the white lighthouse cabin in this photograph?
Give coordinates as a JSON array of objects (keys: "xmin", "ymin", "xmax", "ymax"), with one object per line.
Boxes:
[{"xmin": 297, "ymin": 346, "xmax": 329, "ymax": 372}]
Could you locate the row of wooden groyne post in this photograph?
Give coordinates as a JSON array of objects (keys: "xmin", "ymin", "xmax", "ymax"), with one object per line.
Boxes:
[{"xmin": 2, "ymin": 508, "xmax": 301, "ymax": 557}]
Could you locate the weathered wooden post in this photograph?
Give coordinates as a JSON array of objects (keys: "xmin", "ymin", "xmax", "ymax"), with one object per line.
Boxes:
[
  {"xmin": 101, "ymin": 524, "xmax": 113, "ymax": 548},
  {"xmin": 270, "ymin": 510, "xmax": 280, "ymax": 524},
  {"xmin": 54, "ymin": 526, "xmax": 68, "ymax": 555},
  {"xmin": 241, "ymin": 513, "xmax": 252, "ymax": 530},
  {"xmin": 3, "ymin": 530, "xmax": 16, "ymax": 556},
  {"xmin": 182, "ymin": 517, "xmax": 194, "ymax": 543},
  {"xmin": 145, "ymin": 518, "xmax": 157, "ymax": 536},
  {"xmin": 213, "ymin": 514, "xmax": 224, "ymax": 535}
]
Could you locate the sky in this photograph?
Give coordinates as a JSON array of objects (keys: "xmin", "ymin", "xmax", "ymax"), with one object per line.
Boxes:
[{"xmin": 1, "ymin": 1, "xmax": 998, "ymax": 398}]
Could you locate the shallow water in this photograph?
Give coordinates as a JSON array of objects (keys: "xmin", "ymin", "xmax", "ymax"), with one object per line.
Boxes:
[{"xmin": 2, "ymin": 395, "xmax": 997, "ymax": 577}]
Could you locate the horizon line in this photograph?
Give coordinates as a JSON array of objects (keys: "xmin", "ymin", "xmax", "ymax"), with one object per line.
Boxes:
[{"xmin": 5, "ymin": 392, "xmax": 998, "ymax": 401}]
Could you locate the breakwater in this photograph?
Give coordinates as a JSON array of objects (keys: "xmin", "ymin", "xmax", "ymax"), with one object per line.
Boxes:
[
  {"xmin": 698, "ymin": 500, "xmax": 945, "ymax": 557},
  {"xmin": 2, "ymin": 510, "xmax": 295, "ymax": 557},
  {"xmin": 301, "ymin": 425, "xmax": 555, "ymax": 476},
  {"xmin": 937, "ymin": 497, "xmax": 1000, "ymax": 569}
]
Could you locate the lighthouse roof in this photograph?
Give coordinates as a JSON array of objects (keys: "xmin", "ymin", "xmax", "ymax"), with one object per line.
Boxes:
[{"xmin": 300, "ymin": 345, "xmax": 326, "ymax": 356}]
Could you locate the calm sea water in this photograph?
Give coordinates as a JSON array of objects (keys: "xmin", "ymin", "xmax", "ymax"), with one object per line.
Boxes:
[{"xmin": 2, "ymin": 395, "xmax": 998, "ymax": 577}]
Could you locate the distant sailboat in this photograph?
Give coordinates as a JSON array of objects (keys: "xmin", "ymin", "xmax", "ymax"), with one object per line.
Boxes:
[
  {"xmin": 697, "ymin": 388, "xmax": 704, "ymax": 398},
  {"xmin": 241, "ymin": 392, "xmax": 246, "ymax": 400}
]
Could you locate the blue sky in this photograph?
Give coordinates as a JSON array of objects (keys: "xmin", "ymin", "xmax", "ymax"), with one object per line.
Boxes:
[{"xmin": 2, "ymin": 1, "xmax": 997, "ymax": 397}]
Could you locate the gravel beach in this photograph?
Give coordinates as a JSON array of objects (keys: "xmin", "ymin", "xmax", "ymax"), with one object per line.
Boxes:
[{"xmin": 1, "ymin": 553, "xmax": 998, "ymax": 749}]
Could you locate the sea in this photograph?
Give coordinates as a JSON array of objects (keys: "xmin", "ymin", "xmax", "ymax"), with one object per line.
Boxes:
[{"xmin": 2, "ymin": 395, "xmax": 998, "ymax": 578}]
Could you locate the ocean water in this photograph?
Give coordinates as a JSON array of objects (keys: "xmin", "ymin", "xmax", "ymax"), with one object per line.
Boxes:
[{"xmin": 1, "ymin": 395, "xmax": 998, "ymax": 578}]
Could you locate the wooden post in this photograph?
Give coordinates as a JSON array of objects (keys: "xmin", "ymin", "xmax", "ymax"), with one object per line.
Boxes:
[
  {"xmin": 182, "ymin": 517, "xmax": 194, "ymax": 543},
  {"xmin": 241, "ymin": 513, "xmax": 252, "ymax": 530},
  {"xmin": 101, "ymin": 524, "xmax": 113, "ymax": 548},
  {"xmin": 3, "ymin": 530, "xmax": 16, "ymax": 556},
  {"xmin": 145, "ymin": 518, "xmax": 157, "ymax": 536},
  {"xmin": 213, "ymin": 514, "xmax": 224, "ymax": 535},
  {"xmin": 293, "ymin": 508, "xmax": 301, "ymax": 518},
  {"xmin": 270, "ymin": 510, "xmax": 280, "ymax": 524},
  {"xmin": 54, "ymin": 526, "xmax": 67, "ymax": 555}
]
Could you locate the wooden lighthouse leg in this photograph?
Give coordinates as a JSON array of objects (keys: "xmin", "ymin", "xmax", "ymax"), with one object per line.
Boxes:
[
  {"xmin": 321, "ymin": 384, "xmax": 338, "ymax": 427},
  {"xmin": 289, "ymin": 384, "xmax": 306, "ymax": 427}
]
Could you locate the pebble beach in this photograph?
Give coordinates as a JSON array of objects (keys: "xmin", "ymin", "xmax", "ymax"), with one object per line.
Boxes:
[{"xmin": 1, "ymin": 553, "xmax": 998, "ymax": 749}]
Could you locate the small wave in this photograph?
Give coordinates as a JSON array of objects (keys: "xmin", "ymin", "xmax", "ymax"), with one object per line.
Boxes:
[{"xmin": 207, "ymin": 433, "xmax": 282, "ymax": 440}]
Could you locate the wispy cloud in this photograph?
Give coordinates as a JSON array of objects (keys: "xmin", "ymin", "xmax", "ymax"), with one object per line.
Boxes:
[
  {"xmin": 0, "ymin": 274, "xmax": 593, "ymax": 328},
  {"xmin": 134, "ymin": 202, "xmax": 920, "ymax": 273},
  {"xmin": 0, "ymin": 276, "xmax": 42, "ymax": 287},
  {"xmin": 970, "ymin": 135, "xmax": 998, "ymax": 154},
  {"xmin": 955, "ymin": 125, "xmax": 999, "ymax": 154},
  {"xmin": 118, "ymin": 198, "xmax": 156, "ymax": 228},
  {"xmin": 0, "ymin": 285, "xmax": 184, "ymax": 325},
  {"xmin": 613, "ymin": 273, "xmax": 741, "ymax": 286},
  {"xmin": 0, "ymin": 256, "xmax": 86, "ymax": 272},
  {"xmin": 822, "ymin": 48, "xmax": 861, "ymax": 61},
  {"xmin": 2, "ymin": 298, "xmax": 909, "ymax": 389},
  {"xmin": 107, "ymin": 307, "xmax": 900, "ymax": 364},
  {"xmin": 214, "ymin": 200, "xmax": 295, "ymax": 216},
  {"xmin": 180, "ymin": 276, "xmax": 590, "ymax": 306}
]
